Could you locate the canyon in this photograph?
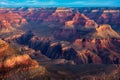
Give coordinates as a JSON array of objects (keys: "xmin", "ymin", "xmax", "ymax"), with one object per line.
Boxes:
[
  {"xmin": 0, "ymin": 39, "xmax": 120, "ymax": 80},
  {"xmin": 0, "ymin": 7, "xmax": 120, "ymax": 80}
]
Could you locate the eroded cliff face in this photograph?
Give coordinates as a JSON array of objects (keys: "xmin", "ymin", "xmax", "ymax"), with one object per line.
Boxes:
[
  {"xmin": 97, "ymin": 10, "xmax": 120, "ymax": 26},
  {"xmin": 84, "ymin": 9, "xmax": 120, "ymax": 28},
  {"xmin": 24, "ymin": 8, "xmax": 55, "ymax": 22},
  {"xmin": 20, "ymin": 8, "xmax": 120, "ymax": 29},
  {"xmin": 16, "ymin": 33, "xmax": 77, "ymax": 62},
  {"xmin": 73, "ymin": 24, "xmax": 120, "ymax": 64},
  {"xmin": 65, "ymin": 11, "xmax": 98, "ymax": 28},
  {"xmin": 0, "ymin": 12, "xmax": 27, "ymax": 27},
  {"xmin": 45, "ymin": 8, "xmax": 74, "ymax": 24},
  {"xmin": 74, "ymin": 38, "xmax": 120, "ymax": 64},
  {"xmin": 0, "ymin": 10, "xmax": 27, "ymax": 33}
]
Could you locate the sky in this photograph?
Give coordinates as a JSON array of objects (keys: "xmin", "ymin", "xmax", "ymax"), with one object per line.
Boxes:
[{"xmin": 0, "ymin": 0, "xmax": 120, "ymax": 7}]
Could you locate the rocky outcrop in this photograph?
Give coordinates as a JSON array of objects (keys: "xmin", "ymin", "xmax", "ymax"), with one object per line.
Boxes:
[
  {"xmin": 45, "ymin": 42, "xmax": 62, "ymax": 59},
  {"xmin": 10, "ymin": 28, "xmax": 120, "ymax": 64},
  {"xmin": 0, "ymin": 40, "xmax": 38, "ymax": 68},
  {"xmin": 24, "ymin": 8, "xmax": 55, "ymax": 22},
  {"xmin": 94, "ymin": 24, "xmax": 120, "ymax": 38},
  {"xmin": 45, "ymin": 8, "xmax": 74, "ymax": 24},
  {"xmin": 0, "ymin": 39, "xmax": 46, "ymax": 79},
  {"xmin": 76, "ymin": 49, "xmax": 102, "ymax": 64},
  {"xmin": 0, "ymin": 39, "xmax": 9, "ymax": 53},
  {"xmin": 1, "ymin": 39, "xmax": 120, "ymax": 80},
  {"xmin": 28, "ymin": 37, "xmax": 77, "ymax": 62},
  {"xmin": 0, "ymin": 20, "xmax": 15, "ymax": 33},
  {"xmin": 74, "ymin": 38, "xmax": 120, "ymax": 64},
  {"xmin": 14, "ymin": 32, "xmax": 77, "ymax": 63},
  {"xmin": 97, "ymin": 10, "xmax": 120, "ymax": 26},
  {"xmin": 65, "ymin": 11, "xmax": 98, "ymax": 28},
  {"xmin": 0, "ymin": 11, "xmax": 27, "ymax": 33},
  {"xmin": 85, "ymin": 20, "xmax": 98, "ymax": 28},
  {"xmin": 84, "ymin": 9, "xmax": 120, "ymax": 27},
  {"xmin": 0, "ymin": 12, "xmax": 27, "ymax": 27}
]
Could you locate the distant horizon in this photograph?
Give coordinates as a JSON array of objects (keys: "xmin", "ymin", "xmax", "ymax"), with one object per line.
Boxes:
[
  {"xmin": 1, "ymin": 6, "xmax": 120, "ymax": 8},
  {"xmin": 0, "ymin": 0, "xmax": 120, "ymax": 8}
]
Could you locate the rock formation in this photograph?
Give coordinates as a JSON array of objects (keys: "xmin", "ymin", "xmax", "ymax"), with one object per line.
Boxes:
[
  {"xmin": 74, "ymin": 38, "xmax": 120, "ymax": 64},
  {"xmin": 0, "ymin": 39, "xmax": 46, "ymax": 79},
  {"xmin": 94, "ymin": 24, "xmax": 120, "ymax": 38},
  {"xmin": 45, "ymin": 8, "xmax": 74, "ymax": 24},
  {"xmin": 65, "ymin": 11, "xmax": 98, "ymax": 28},
  {"xmin": 0, "ymin": 10, "xmax": 27, "ymax": 33}
]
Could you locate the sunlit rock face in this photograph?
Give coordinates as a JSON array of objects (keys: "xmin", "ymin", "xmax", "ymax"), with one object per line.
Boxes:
[
  {"xmin": 94, "ymin": 24, "xmax": 120, "ymax": 38},
  {"xmin": 0, "ymin": 20, "xmax": 14, "ymax": 33},
  {"xmin": 0, "ymin": 39, "xmax": 46, "ymax": 79},
  {"xmin": 75, "ymin": 49, "xmax": 102, "ymax": 64},
  {"xmin": 0, "ymin": 39, "xmax": 9, "ymax": 53},
  {"xmin": 0, "ymin": 39, "xmax": 35, "ymax": 64}
]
